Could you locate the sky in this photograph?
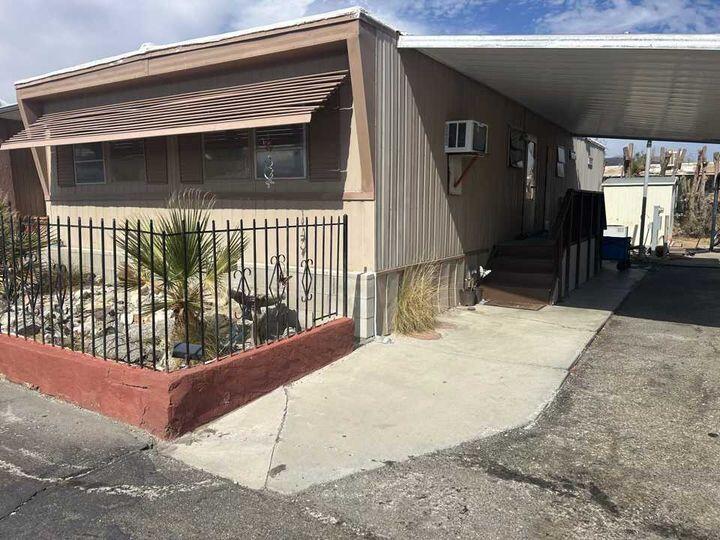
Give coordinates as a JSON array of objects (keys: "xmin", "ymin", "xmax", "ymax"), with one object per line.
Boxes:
[{"xmin": 1, "ymin": 0, "xmax": 719, "ymax": 157}]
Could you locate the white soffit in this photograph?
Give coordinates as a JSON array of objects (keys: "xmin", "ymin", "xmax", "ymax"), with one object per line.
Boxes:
[{"xmin": 398, "ymin": 34, "xmax": 720, "ymax": 143}]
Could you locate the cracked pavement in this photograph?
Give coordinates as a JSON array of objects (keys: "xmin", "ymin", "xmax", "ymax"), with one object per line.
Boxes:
[
  {"xmin": 1, "ymin": 265, "xmax": 719, "ymax": 538},
  {"xmin": 0, "ymin": 379, "xmax": 361, "ymax": 539},
  {"xmin": 162, "ymin": 264, "xmax": 646, "ymax": 494}
]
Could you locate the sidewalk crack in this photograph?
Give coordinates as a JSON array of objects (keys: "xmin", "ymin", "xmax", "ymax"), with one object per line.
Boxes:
[{"xmin": 264, "ymin": 386, "xmax": 290, "ymax": 489}]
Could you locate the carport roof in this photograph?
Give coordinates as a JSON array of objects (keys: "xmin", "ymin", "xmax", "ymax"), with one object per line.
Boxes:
[{"xmin": 398, "ymin": 34, "xmax": 720, "ymax": 144}]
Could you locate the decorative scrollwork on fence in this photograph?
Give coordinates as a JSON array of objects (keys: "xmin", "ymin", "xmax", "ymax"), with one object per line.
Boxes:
[
  {"xmin": 269, "ymin": 254, "xmax": 290, "ymax": 303},
  {"xmin": 231, "ymin": 266, "xmax": 254, "ymax": 321},
  {"xmin": 21, "ymin": 253, "xmax": 41, "ymax": 314},
  {"xmin": 301, "ymin": 258, "xmax": 314, "ymax": 302}
]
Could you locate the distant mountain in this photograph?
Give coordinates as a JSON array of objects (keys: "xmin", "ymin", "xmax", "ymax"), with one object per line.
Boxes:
[{"xmin": 605, "ymin": 156, "xmax": 623, "ymax": 166}]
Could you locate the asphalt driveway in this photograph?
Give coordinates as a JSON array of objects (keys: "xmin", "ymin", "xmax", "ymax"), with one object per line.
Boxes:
[
  {"xmin": 301, "ymin": 265, "xmax": 720, "ymax": 538},
  {"xmin": 1, "ymin": 264, "xmax": 718, "ymax": 539}
]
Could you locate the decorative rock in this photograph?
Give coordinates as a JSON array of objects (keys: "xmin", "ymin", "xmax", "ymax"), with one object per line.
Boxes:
[
  {"xmin": 16, "ymin": 323, "xmax": 42, "ymax": 337},
  {"xmin": 255, "ymin": 304, "xmax": 301, "ymax": 342}
]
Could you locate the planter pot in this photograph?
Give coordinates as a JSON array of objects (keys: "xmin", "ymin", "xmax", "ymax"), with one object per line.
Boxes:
[{"xmin": 458, "ymin": 288, "xmax": 477, "ymax": 306}]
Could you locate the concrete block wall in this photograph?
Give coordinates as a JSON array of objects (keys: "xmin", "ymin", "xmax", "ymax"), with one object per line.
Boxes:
[{"xmin": 374, "ymin": 257, "xmax": 465, "ymax": 336}]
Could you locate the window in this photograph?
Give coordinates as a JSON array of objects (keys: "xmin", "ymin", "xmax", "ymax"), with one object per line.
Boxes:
[
  {"xmin": 73, "ymin": 143, "xmax": 105, "ymax": 184},
  {"xmin": 556, "ymin": 145, "xmax": 566, "ymax": 178},
  {"xmin": 255, "ymin": 125, "xmax": 307, "ymax": 180},
  {"xmin": 202, "ymin": 130, "xmax": 252, "ymax": 181},
  {"xmin": 109, "ymin": 140, "xmax": 146, "ymax": 182},
  {"xmin": 508, "ymin": 128, "xmax": 525, "ymax": 169}
]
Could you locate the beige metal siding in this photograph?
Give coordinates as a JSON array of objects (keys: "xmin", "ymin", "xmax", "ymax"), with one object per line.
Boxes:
[
  {"xmin": 373, "ymin": 30, "xmax": 585, "ymax": 271},
  {"xmin": 0, "ymin": 119, "xmax": 46, "ymax": 216},
  {"xmin": 9, "ymin": 149, "xmax": 46, "ymax": 216}
]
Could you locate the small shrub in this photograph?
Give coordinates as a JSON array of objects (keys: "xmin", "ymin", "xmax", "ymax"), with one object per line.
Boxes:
[
  {"xmin": 394, "ymin": 264, "xmax": 439, "ymax": 334},
  {"xmin": 679, "ymin": 193, "xmax": 712, "ymax": 238}
]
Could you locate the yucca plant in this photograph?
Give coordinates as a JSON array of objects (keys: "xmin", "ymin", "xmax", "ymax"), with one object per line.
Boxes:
[
  {"xmin": 125, "ymin": 189, "xmax": 244, "ymax": 284},
  {"xmin": 394, "ymin": 263, "xmax": 439, "ymax": 335},
  {"xmin": 124, "ymin": 189, "xmax": 246, "ymax": 363}
]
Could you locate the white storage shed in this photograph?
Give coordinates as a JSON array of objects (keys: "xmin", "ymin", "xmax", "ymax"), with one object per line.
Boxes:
[{"xmin": 602, "ymin": 176, "xmax": 678, "ymax": 248}]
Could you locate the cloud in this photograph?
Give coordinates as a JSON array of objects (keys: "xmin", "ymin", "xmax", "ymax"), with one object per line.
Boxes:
[
  {"xmin": 0, "ymin": 0, "xmax": 315, "ymax": 102},
  {"xmin": 0, "ymin": 0, "xmax": 501, "ymax": 102},
  {"xmin": 536, "ymin": 0, "xmax": 720, "ymax": 34}
]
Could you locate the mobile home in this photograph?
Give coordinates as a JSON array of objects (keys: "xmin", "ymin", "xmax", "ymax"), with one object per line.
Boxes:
[{"xmin": 1, "ymin": 8, "xmax": 605, "ymax": 336}]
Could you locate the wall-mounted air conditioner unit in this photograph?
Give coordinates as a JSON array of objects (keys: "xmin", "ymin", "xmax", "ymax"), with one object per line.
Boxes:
[{"xmin": 444, "ymin": 120, "xmax": 488, "ymax": 154}]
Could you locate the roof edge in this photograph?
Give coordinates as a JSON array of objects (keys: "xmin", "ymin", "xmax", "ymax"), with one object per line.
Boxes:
[
  {"xmin": 399, "ymin": 34, "xmax": 720, "ymax": 50},
  {"xmin": 584, "ymin": 137, "xmax": 606, "ymax": 150},
  {"xmin": 15, "ymin": 7, "xmax": 396, "ymax": 89}
]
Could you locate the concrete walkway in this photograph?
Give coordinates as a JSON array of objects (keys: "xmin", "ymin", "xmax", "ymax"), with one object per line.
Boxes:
[{"xmin": 161, "ymin": 264, "xmax": 645, "ymax": 494}]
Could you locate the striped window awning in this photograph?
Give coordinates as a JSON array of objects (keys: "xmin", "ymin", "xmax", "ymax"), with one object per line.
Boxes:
[{"xmin": 1, "ymin": 70, "xmax": 348, "ymax": 150}]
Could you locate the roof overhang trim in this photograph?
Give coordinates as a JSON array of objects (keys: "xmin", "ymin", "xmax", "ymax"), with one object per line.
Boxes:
[
  {"xmin": 399, "ymin": 34, "xmax": 720, "ymax": 143},
  {"xmin": 1, "ymin": 71, "xmax": 347, "ymax": 150}
]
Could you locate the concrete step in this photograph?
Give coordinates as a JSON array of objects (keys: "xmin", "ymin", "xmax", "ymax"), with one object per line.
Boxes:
[
  {"xmin": 494, "ymin": 242, "xmax": 556, "ymax": 259},
  {"xmin": 481, "ymin": 283, "xmax": 554, "ymax": 307},
  {"xmin": 485, "ymin": 271, "xmax": 556, "ymax": 289},
  {"xmin": 490, "ymin": 255, "xmax": 556, "ymax": 274}
]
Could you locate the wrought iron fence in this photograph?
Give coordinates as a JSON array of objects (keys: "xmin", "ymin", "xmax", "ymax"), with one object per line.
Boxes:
[{"xmin": 0, "ymin": 213, "xmax": 348, "ymax": 371}]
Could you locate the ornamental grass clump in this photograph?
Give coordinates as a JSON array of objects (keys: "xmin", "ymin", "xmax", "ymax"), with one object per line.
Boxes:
[{"xmin": 394, "ymin": 263, "xmax": 439, "ymax": 335}]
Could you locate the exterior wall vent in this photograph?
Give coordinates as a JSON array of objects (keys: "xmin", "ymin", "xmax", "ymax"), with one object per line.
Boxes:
[{"xmin": 444, "ymin": 120, "xmax": 488, "ymax": 154}]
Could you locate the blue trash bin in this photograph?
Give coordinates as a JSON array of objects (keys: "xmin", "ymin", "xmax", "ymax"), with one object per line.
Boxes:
[{"xmin": 602, "ymin": 236, "xmax": 630, "ymax": 270}]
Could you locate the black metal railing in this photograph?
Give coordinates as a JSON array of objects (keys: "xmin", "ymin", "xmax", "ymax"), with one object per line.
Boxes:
[
  {"xmin": 0, "ymin": 214, "xmax": 348, "ymax": 371},
  {"xmin": 550, "ymin": 189, "xmax": 606, "ymax": 299}
]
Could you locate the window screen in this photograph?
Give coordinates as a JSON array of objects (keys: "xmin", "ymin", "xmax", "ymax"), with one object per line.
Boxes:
[
  {"xmin": 203, "ymin": 130, "xmax": 251, "ymax": 181},
  {"xmin": 255, "ymin": 125, "xmax": 307, "ymax": 180},
  {"xmin": 73, "ymin": 143, "xmax": 105, "ymax": 184},
  {"xmin": 508, "ymin": 129, "xmax": 525, "ymax": 169},
  {"xmin": 109, "ymin": 140, "xmax": 146, "ymax": 182}
]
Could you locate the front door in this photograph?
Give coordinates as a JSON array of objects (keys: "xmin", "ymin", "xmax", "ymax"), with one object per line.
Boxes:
[{"xmin": 522, "ymin": 135, "xmax": 538, "ymax": 234}]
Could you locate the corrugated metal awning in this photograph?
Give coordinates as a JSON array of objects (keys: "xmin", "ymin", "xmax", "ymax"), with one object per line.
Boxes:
[
  {"xmin": 399, "ymin": 35, "xmax": 720, "ymax": 143},
  {"xmin": 1, "ymin": 70, "xmax": 348, "ymax": 150}
]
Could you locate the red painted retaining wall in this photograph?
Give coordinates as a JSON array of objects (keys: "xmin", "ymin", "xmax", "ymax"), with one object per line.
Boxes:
[{"xmin": 0, "ymin": 318, "xmax": 354, "ymax": 438}]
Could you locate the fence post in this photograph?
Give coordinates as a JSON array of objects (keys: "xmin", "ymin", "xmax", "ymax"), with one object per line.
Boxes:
[{"xmin": 342, "ymin": 214, "xmax": 348, "ymax": 318}]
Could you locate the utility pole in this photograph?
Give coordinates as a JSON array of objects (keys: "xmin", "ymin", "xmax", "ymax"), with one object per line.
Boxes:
[
  {"xmin": 623, "ymin": 143, "xmax": 634, "ymax": 178},
  {"xmin": 638, "ymin": 140, "xmax": 652, "ymax": 252}
]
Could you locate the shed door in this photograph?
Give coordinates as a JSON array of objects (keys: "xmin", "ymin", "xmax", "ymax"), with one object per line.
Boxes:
[{"xmin": 522, "ymin": 136, "xmax": 538, "ymax": 234}]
